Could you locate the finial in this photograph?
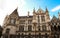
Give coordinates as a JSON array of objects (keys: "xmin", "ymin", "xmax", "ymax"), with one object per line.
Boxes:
[
  {"xmin": 58, "ymin": 9, "xmax": 60, "ymax": 14},
  {"xmin": 27, "ymin": 11, "xmax": 30, "ymax": 17},
  {"xmin": 45, "ymin": 6, "xmax": 48, "ymax": 12},
  {"xmin": 33, "ymin": 8, "xmax": 35, "ymax": 13},
  {"xmin": 58, "ymin": 11, "xmax": 59, "ymax": 14}
]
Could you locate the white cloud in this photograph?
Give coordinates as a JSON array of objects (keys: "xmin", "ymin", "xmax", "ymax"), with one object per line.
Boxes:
[
  {"xmin": 0, "ymin": 0, "xmax": 18, "ymax": 26},
  {"xmin": 50, "ymin": 16, "xmax": 52, "ymax": 20},
  {"xmin": 18, "ymin": 0, "xmax": 27, "ymax": 16},
  {"xmin": 0, "ymin": 0, "xmax": 28, "ymax": 26},
  {"xmin": 51, "ymin": 5, "xmax": 60, "ymax": 12}
]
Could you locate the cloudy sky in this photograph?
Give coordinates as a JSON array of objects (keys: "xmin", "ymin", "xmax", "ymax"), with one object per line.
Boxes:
[{"xmin": 0, "ymin": 0, "xmax": 60, "ymax": 26}]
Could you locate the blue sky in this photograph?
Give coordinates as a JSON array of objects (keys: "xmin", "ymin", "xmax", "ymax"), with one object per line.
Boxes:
[
  {"xmin": 0, "ymin": 0, "xmax": 60, "ymax": 25},
  {"xmin": 20, "ymin": 0, "xmax": 60, "ymax": 18}
]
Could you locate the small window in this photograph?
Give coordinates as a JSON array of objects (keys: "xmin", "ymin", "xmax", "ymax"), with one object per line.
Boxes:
[
  {"xmin": 6, "ymin": 28, "xmax": 10, "ymax": 34},
  {"xmin": 42, "ymin": 25, "xmax": 46, "ymax": 31},
  {"xmin": 59, "ymin": 23, "xmax": 60, "ymax": 25},
  {"xmin": 20, "ymin": 20, "xmax": 25, "ymax": 24},
  {"xmin": 54, "ymin": 26, "xmax": 57, "ymax": 31},
  {"xmin": 45, "ymin": 33, "xmax": 48, "ymax": 38},
  {"xmin": 19, "ymin": 25, "xmax": 24, "ymax": 31},
  {"xmin": 11, "ymin": 19, "xmax": 15, "ymax": 24},
  {"xmin": 28, "ymin": 25, "xmax": 32, "ymax": 31},
  {"xmin": 58, "ymin": 26, "xmax": 60, "ymax": 31},
  {"xmin": 41, "ymin": 16, "xmax": 45, "ymax": 22},
  {"xmin": 28, "ymin": 20, "xmax": 32, "ymax": 24},
  {"xmin": 54, "ymin": 35, "xmax": 59, "ymax": 38},
  {"xmin": 37, "ymin": 15, "xmax": 40, "ymax": 26},
  {"xmin": 38, "ymin": 26, "xmax": 40, "ymax": 31}
]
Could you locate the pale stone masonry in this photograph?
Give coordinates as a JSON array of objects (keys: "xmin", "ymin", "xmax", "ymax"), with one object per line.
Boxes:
[{"xmin": 2, "ymin": 8, "xmax": 60, "ymax": 38}]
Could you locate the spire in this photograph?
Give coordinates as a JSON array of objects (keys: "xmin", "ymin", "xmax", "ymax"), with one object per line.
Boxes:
[
  {"xmin": 45, "ymin": 7, "xmax": 49, "ymax": 15},
  {"xmin": 33, "ymin": 8, "xmax": 35, "ymax": 13},
  {"xmin": 52, "ymin": 15, "xmax": 57, "ymax": 20},
  {"xmin": 33, "ymin": 8, "xmax": 37, "ymax": 24},
  {"xmin": 27, "ymin": 11, "xmax": 30, "ymax": 17},
  {"xmin": 45, "ymin": 7, "xmax": 48, "ymax": 12}
]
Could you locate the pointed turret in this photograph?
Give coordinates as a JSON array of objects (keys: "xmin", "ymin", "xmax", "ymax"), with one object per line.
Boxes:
[
  {"xmin": 45, "ymin": 7, "xmax": 49, "ymax": 15},
  {"xmin": 33, "ymin": 8, "xmax": 35, "ymax": 13},
  {"xmin": 45, "ymin": 7, "xmax": 50, "ymax": 22},
  {"xmin": 32, "ymin": 8, "xmax": 37, "ymax": 24},
  {"xmin": 27, "ymin": 11, "xmax": 30, "ymax": 17},
  {"xmin": 58, "ymin": 12, "xmax": 60, "ymax": 20},
  {"xmin": 33, "ymin": 8, "xmax": 36, "ymax": 16},
  {"xmin": 10, "ymin": 8, "xmax": 18, "ymax": 16},
  {"xmin": 45, "ymin": 7, "xmax": 49, "ymax": 12}
]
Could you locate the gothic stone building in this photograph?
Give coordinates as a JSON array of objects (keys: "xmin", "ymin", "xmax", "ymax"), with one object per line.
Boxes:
[
  {"xmin": 48, "ymin": 15, "xmax": 60, "ymax": 38},
  {"xmin": 1, "ymin": 8, "xmax": 60, "ymax": 38}
]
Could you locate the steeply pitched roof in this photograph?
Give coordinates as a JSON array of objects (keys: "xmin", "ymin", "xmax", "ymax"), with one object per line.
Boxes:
[
  {"xmin": 52, "ymin": 15, "xmax": 57, "ymax": 19},
  {"xmin": 37, "ymin": 7, "xmax": 44, "ymax": 13},
  {"xmin": 10, "ymin": 8, "xmax": 18, "ymax": 16},
  {"xmin": 51, "ymin": 15, "xmax": 57, "ymax": 22}
]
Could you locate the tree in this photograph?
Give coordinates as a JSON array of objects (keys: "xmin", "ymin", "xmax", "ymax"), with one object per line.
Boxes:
[{"xmin": 0, "ymin": 25, "xmax": 3, "ymax": 38}]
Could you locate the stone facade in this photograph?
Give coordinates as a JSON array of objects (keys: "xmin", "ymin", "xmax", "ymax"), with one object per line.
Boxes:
[
  {"xmin": 1, "ymin": 8, "xmax": 60, "ymax": 38},
  {"xmin": 48, "ymin": 15, "xmax": 60, "ymax": 38}
]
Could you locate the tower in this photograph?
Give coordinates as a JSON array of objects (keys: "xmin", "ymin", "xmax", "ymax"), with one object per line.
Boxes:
[
  {"xmin": 45, "ymin": 7, "xmax": 50, "ymax": 22},
  {"xmin": 33, "ymin": 8, "xmax": 37, "ymax": 23}
]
